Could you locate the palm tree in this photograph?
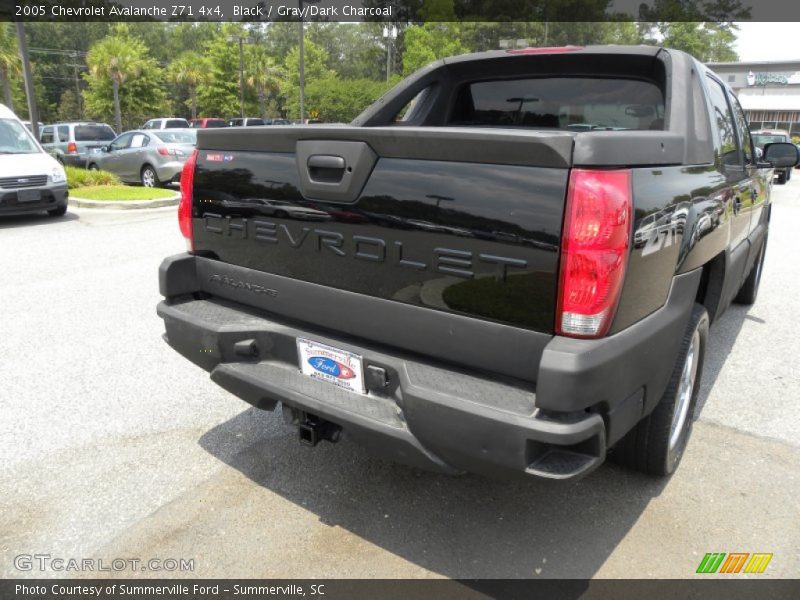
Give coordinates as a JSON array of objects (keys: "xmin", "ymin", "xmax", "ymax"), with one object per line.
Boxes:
[
  {"xmin": 246, "ymin": 48, "xmax": 285, "ymax": 121},
  {"xmin": 0, "ymin": 24, "xmax": 20, "ymax": 111},
  {"xmin": 169, "ymin": 52, "xmax": 211, "ymax": 120},
  {"xmin": 86, "ymin": 34, "xmax": 144, "ymax": 133}
]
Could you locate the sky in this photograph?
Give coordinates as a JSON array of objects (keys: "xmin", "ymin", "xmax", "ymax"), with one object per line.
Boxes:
[{"xmin": 734, "ymin": 23, "xmax": 799, "ymax": 62}]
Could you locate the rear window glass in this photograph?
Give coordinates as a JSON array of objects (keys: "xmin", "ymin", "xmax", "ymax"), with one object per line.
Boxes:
[
  {"xmin": 75, "ymin": 125, "xmax": 115, "ymax": 141},
  {"xmin": 205, "ymin": 119, "xmax": 227, "ymax": 128},
  {"xmin": 154, "ymin": 130, "xmax": 197, "ymax": 144},
  {"xmin": 165, "ymin": 119, "xmax": 190, "ymax": 128},
  {"xmin": 246, "ymin": 119, "xmax": 265, "ymax": 126},
  {"xmin": 752, "ymin": 134, "xmax": 787, "ymax": 146},
  {"xmin": 450, "ymin": 77, "xmax": 665, "ymax": 130}
]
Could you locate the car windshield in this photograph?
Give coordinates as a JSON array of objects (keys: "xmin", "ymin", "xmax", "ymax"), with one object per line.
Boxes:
[
  {"xmin": 75, "ymin": 124, "xmax": 116, "ymax": 141},
  {"xmin": 165, "ymin": 119, "xmax": 190, "ymax": 128},
  {"xmin": 153, "ymin": 130, "xmax": 197, "ymax": 144},
  {"xmin": 0, "ymin": 118, "xmax": 41, "ymax": 154},
  {"xmin": 246, "ymin": 119, "xmax": 265, "ymax": 126},
  {"xmin": 205, "ymin": 119, "xmax": 227, "ymax": 128}
]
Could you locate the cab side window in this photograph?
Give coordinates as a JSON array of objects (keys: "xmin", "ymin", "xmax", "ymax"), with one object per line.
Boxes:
[
  {"xmin": 729, "ymin": 95, "xmax": 754, "ymax": 164},
  {"xmin": 57, "ymin": 125, "xmax": 70, "ymax": 142},
  {"xmin": 706, "ymin": 76, "xmax": 740, "ymax": 167}
]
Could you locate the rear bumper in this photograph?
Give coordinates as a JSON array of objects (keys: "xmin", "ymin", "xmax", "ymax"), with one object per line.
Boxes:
[
  {"xmin": 0, "ymin": 184, "xmax": 68, "ymax": 216},
  {"xmin": 155, "ymin": 161, "xmax": 185, "ymax": 183},
  {"xmin": 158, "ymin": 254, "xmax": 701, "ymax": 480},
  {"xmin": 61, "ymin": 154, "xmax": 89, "ymax": 168}
]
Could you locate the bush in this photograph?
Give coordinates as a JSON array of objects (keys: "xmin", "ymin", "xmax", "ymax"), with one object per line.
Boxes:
[{"xmin": 65, "ymin": 165, "xmax": 121, "ymax": 189}]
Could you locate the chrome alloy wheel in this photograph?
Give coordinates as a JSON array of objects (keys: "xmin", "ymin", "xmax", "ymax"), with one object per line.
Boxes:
[{"xmin": 669, "ymin": 330, "xmax": 700, "ymax": 450}]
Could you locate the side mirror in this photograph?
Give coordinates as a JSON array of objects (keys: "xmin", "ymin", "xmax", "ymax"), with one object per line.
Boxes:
[
  {"xmin": 102, "ymin": 145, "xmax": 110, "ymax": 152},
  {"xmin": 763, "ymin": 142, "xmax": 799, "ymax": 168}
]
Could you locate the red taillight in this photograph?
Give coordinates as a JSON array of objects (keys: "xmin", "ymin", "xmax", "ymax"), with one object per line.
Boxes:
[
  {"xmin": 157, "ymin": 146, "xmax": 170, "ymax": 156},
  {"xmin": 507, "ymin": 45, "xmax": 583, "ymax": 55},
  {"xmin": 178, "ymin": 149, "xmax": 198, "ymax": 252},
  {"xmin": 556, "ymin": 169, "xmax": 632, "ymax": 338},
  {"xmin": 66, "ymin": 142, "xmax": 77, "ymax": 154}
]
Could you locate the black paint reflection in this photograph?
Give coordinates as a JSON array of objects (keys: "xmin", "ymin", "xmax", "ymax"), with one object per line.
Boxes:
[{"xmin": 192, "ymin": 153, "xmax": 566, "ymax": 332}]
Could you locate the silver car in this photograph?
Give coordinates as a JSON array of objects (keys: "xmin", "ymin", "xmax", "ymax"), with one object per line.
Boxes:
[{"xmin": 86, "ymin": 129, "xmax": 196, "ymax": 187}]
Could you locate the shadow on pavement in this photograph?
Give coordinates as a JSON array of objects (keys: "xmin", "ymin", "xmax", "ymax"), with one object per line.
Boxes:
[
  {"xmin": 693, "ymin": 302, "xmax": 749, "ymax": 420},
  {"xmin": 0, "ymin": 210, "xmax": 79, "ymax": 229},
  {"xmin": 199, "ymin": 406, "xmax": 668, "ymax": 580}
]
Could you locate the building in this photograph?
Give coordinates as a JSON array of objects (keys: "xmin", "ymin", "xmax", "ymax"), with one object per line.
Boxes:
[{"xmin": 707, "ymin": 59, "xmax": 800, "ymax": 136}]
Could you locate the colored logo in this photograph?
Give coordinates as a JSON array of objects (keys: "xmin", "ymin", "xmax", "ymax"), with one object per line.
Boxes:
[
  {"xmin": 308, "ymin": 356, "xmax": 355, "ymax": 379},
  {"xmin": 696, "ymin": 552, "xmax": 772, "ymax": 574}
]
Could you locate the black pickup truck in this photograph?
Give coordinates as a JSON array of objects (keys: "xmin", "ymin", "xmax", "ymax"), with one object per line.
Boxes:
[{"xmin": 158, "ymin": 46, "xmax": 798, "ymax": 480}]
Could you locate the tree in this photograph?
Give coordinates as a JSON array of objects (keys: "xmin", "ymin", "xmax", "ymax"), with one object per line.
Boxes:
[
  {"xmin": 86, "ymin": 28, "xmax": 147, "ymax": 132},
  {"xmin": 84, "ymin": 27, "xmax": 168, "ymax": 131},
  {"xmin": 0, "ymin": 23, "xmax": 19, "ymax": 111},
  {"xmin": 402, "ymin": 24, "xmax": 468, "ymax": 75},
  {"xmin": 196, "ymin": 24, "xmax": 250, "ymax": 118},
  {"xmin": 169, "ymin": 52, "xmax": 211, "ymax": 120},
  {"xmin": 281, "ymin": 39, "xmax": 334, "ymax": 120},
  {"xmin": 284, "ymin": 76, "xmax": 396, "ymax": 124},
  {"xmin": 56, "ymin": 89, "xmax": 80, "ymax": 122},
  {"xmin": 638, "ymin": 0, "xmax": 751, "ymax": 62},
  {"xmin": 246, "ymin": 47, "xmax": 285, "ymax": 120}
]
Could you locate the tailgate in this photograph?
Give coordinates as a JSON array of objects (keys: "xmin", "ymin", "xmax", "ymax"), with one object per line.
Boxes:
[{"xmin": 191, "ymin": 126, "xmax": 571, "ymax": 343}]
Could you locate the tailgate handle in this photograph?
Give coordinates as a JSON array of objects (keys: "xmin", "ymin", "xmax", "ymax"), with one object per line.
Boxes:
[{"xmin": 308, "ymin": 154, "xmax": 346, "ymax": 183}]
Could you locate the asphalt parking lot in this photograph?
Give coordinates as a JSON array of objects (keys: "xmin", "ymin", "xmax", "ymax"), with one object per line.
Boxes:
[{"xmin": 1, "ymin": 180, "xmax": 799, "ymax": 580}]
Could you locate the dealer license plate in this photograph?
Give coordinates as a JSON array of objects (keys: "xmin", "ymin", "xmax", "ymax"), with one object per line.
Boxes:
[
  {"xmin": 296, "ymin": 338, "xmax": 366, "ymax": 394},
  {"xmin": 17, "ymin": 189, "xmax": 41, "ymax": 203}
]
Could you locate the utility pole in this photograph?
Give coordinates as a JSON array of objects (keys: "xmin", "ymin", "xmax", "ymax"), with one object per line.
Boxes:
[
  {"xmin": 15, "ymin": 22, "xmax": 39, "ymax": 139},
  {"xmin": 298, "ymin": 0, "xmax": 321, "ymax": 123},
  {"xmin": 68, "ymin": 52, "xmax": 83, "ymax": 119},
  {"xmin": 298, "ymin": 18, "xmax": 304, "ymax": 123},
  {"xmin": 227, "ymin": 34, "xmax": 251, "ymax": 119},
  {"xmin": 238, "ymin": 37, "xmax": 245, "ymax": 118},
  {"xmin": 383, "ymin": 25, "xmax": 397, "ymax": 82}
]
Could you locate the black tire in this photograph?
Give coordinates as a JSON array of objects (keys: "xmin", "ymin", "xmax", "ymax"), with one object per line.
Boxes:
[
  {"xmin": 611, "ymin": 304, "xmax": 709, "ymax": 476},
  {"xmin": 88, "ymin": 163, "xmax": 99, "ymax": 171},
  {"xmin": 47, "ymin": 204, "xmax": 67, "ymax": 217},
  {"xmin": 140, "ymin": 164, "xmax": 160, "ymax": 188},
  {"xmin": 786, "ymin": 168, "xmax": 791, "ymax": 181},
  {"xmin": 734, "ymin": 236, "xmax": 767, "ymax": 305},
  {"xmin": 777, "ymin": 171, "xmax": 786, "ymax": 184}
]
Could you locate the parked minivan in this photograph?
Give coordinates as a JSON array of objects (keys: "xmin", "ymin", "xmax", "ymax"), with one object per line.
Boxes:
[
  {"xmin": 0, "ymin": 104, "xmax": 68, "ymax": 217},
  {"xmin": 40, "ymin": 122, "xmax": 116, "ymax": 168}
]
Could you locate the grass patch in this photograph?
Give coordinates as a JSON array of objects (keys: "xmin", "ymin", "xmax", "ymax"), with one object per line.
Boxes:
[
  {"xmin": 441, "ymin": 272, "xmax": 554, "ymax": 330},
  {"xmin": 71, "ymin": 186, "xmax": 176, "ymax": 201},
  {"xmin": 65, "ymin": 165, "xmax": 120, "ymax": 189}
]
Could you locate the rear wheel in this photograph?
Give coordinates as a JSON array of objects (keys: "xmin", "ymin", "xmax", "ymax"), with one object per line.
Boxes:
[
  {"xmin": 735, "ymin": 236, "xmax": 767, "ymax": 305},
  {"xmin": 611, "ymin": 304, "xmax": 709, "ymax": 476},
  {"xmin": 47, "ymin": 204, "xmax": 67, "ymax": 217},
  {"xmin": 88, "ymin": 163, "xmax": 99, "ymax": 171},
  {"xmin": 140, "ymin": 165, "xmax": 159, "ymax": 188}
]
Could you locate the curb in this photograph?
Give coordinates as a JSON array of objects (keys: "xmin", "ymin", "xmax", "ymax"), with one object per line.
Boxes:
[{"xmin": 68, "ymin": 193, "xmax": 179, "ymax": 210}]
